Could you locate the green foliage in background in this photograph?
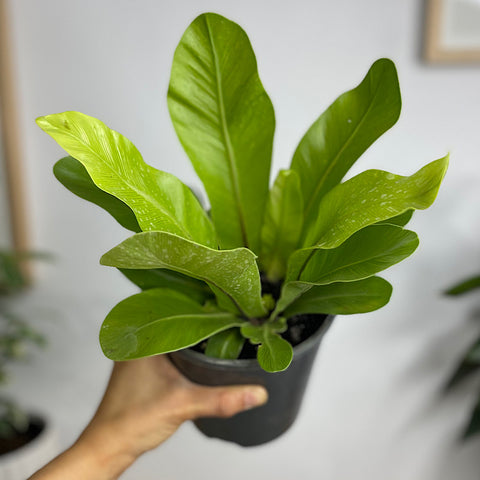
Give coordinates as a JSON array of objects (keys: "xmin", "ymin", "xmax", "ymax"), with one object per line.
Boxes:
[
  {"xmin": 0, "ymin": 251, "xmax": 45, "ymax": 439},
  {"xmin": 37, "ymin": 12, "xmax": 448, "ymax": 372},
  {"xmin": 446, "ymin": 276, "xmax": 480, "ymax": 440}
]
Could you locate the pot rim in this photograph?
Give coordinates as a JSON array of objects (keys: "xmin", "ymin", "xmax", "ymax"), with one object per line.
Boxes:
[{"xmin": 170, "ymin": 314, "xmax": 334, "ymax": 369}]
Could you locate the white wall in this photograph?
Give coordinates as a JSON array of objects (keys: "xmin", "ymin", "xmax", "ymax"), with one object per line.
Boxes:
[{"xmin": 5, "ymin": 0, "xmax": 480, "ymax": 479}]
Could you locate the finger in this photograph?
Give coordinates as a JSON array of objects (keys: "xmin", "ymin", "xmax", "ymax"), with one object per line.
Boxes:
[{"xmin": 181, "ymin": 385, "xmax": 268, "ymax": 420}]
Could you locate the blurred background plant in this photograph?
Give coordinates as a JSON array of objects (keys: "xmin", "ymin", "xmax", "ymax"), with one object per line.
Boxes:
[
  {"xmin": 445, "ymin": 275, "xmax": 480, "ymax": 439},
  {"xmin": 0, "ymin": 250, "xmax": 45, "ymax": 446}
]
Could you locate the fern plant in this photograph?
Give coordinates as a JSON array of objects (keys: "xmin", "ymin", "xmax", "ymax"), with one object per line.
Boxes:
[{"xmin": 37, "ymin": 12, "xmax": 448, "ymax": 372}]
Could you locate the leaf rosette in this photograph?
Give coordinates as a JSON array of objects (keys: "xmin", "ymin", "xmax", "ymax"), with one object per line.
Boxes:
[{"xmin": 37, "ymin": 13, "xmax": 448, "ymax": 372}]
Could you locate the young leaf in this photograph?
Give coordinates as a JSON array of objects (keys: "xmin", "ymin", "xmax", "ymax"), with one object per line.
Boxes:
[
  {"xmin": 287, "ymin": 224, "xmax": 419, "ymax": 284},
  {"xmin": 100, "ymin": 288, "xmax": 243, "ymax": 361},
  {"xmin": 118, "ymin": 268, "xmax": 212, "ymax": 304},
  {"xmin": 100, "ymin": 231, "xmax": 267, "ymax": 318},
  {"xmin": 282, "ymin": 277, "xmax": 392, "ymax": 317},
  {"xmin": 241, "ymin": 324, "xmax": 293, "ymax": 372},
  {"xmin": 37, "ymin": 112, "xmax": 217, "ymax": 248},
  {"xmin": 54, "ymin": 156, "xmax": 141, "ymax": 232},
  {"xmin": 291, "ymin": 58, "xmax": 401, "ymax": 238},
  {"xmin": 205, "ymin": 328, "xmax": 245, "ymax": 359},
  {"xmin": 168, "ymin": 12, "xmax": 275, "ymax": 252},
  {"xmin": 260, "ymin": 170, "xmax": 303, "ymax": 281},
  {"xmin": 303, "ymin": 155, "xmax": 449, "ymax": 248}
]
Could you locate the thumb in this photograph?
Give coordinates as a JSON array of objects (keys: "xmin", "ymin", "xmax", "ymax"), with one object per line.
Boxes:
[{"xmin": 182, "ymin": 384, "xmax": 268, "ymax": 420}]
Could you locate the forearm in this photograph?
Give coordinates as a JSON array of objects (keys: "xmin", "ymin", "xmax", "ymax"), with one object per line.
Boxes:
[
  {"xmin": 28, "ymin": 428, "xmax": 136, "ymax": 480},
  {"xmin": 28, "ymin": 357, "xmax": 267, "ymax": 479}
]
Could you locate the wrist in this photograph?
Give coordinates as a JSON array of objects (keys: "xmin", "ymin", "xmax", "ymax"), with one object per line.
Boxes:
[{"xmin": 73, "ymin": 422, "xmax": 138, "ymax": 480}]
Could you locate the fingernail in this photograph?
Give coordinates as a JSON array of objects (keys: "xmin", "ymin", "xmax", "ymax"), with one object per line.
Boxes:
[{"xmin": 243, "ymin": 387, "xmax": 268, "ymax": 410}]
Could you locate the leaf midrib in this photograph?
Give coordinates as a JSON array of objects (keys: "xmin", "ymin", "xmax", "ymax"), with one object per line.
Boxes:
[
  {"xmin": 267, "ymin": 179, "xmax": 291, "ymax": 267},
  {"xmin": 299, "ymin": 237, "xmax": 412, "ymax": 283},
  {"xmin": 303, "ymin": 79, "xmax": 382, "ymax": 223},
  {"xmin": 123, "ymin": 240, "xmax": 252, "ymax": 318},
  {"xmin": 261, "ymin": 330, "xmax": 274, "ymax": 363},
  {"xmin": 54, "ymin": 123, "xmax": 192, "ymax": 239},
  {"xmin": 132, "ymin": 312, "xmax": 240, "ymax": 335},
  {"xmin": 205, "ymin": 16, "xmax": 249, "ymax": 247},
  {"xmin": 291, "ymin": 288, "xmax": 382, "ymax": 302}
]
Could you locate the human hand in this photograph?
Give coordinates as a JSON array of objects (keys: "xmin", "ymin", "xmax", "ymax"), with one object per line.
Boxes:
[{"xmin": 30, "ymin": 355, "xmax": 268, "ymax": 480}]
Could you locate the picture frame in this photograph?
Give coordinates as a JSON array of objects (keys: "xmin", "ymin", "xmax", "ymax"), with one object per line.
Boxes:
[
  {"xmin": 425, "ymin": 0, "xmax": 480, "ymax": 63},
  {"xmin": 0, "ymin": 0, "xmax": 30, "ymax": 258}
]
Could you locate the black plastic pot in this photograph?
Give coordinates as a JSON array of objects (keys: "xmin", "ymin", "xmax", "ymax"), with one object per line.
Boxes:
[{"xmin": 169, "ymin": 314, "xmax": 334, "ymax": 447}]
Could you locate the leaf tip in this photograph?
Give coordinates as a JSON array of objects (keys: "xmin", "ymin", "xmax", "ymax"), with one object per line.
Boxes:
[
  {"xmin": 373, "ymin": 57, "xmax": 396, "ymax": 68},
  {"xmin": 442, "ymin": 152, "xmax": 451, "ymax": 170},
  {"xmin": 35, "ymin": 115, "xmax": 48, "ymax": 129},
  {"xmin": 99, "ymin": 252, "xmax": 113, "ymax": 267}
]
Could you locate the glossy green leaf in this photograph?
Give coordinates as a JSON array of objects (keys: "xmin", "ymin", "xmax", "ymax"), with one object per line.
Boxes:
[
  {"xmin": 274, "ymin": 225, "xmax": 416, "ymax": 317},
  {"xmin": 37, "ymin": 111, "xmax": 216, "ymax": 248},
  {"xmin": 205, "ymin": 328, "xmax": 244, "ymax": 359},
  {"xmin": 241, "ymin": 323, "xmax": 293, "ymax": 372},
  {"xmin": 291, "ymin": 58, "xmax": 401, "ymax": 239},
  {"xmin": 303, "ymin": 155, "xmax": 449, "ymax": 248},
  {"xmin": 100, "ymin": 231, "xmax": 267, "ymax": 318},
  {"xmin": 260, "ymin": 170, "xmax": 303, "ymax": 281},
  {"xmin": 118, "ymin": 268, "xmax": 212, "ymax": 303},
  {"xmin": 100, "ymin": 288, "xmax": 243, "ymax": 361},
  {"xmin": 376, "ymin": 210, "xmax": 413, "ymax": 227},
  {"xmin": 53, "ymin": 156, "xmax": 141, "ymax": 232},
  {"xmin": 282, "ymin": 277, "xmax": 392, "ymax": 317},
  {"xmin": 445, "ymin": 275, "xmax": 480, "ymax": 296},
  {"xmin": 287, "ymin": 225, "xmax": 419, "ymax": 283},
  {"xmin": 168, "ymin": 12, "xmax": 275, "ymax": 252}
]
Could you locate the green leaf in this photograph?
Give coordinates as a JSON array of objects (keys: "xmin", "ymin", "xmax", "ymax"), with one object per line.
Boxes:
[
  {"xmin": 168, "ymin": 12, "xmax": 275, "ymax": 252},
  {"xmin": 54, "ymin": 156, "xmax": 141, "ymax": 232},
  {"xmin": 464, "ymin": 399, "xmax": 480, "ymax": 439},
  {"xmin": 282, "ymin": 277, "xmax": 392, "ymax": 317},
  {"xmin": 445, "ymin": 275, "xmax": 480, "ymax": 296},
  {"xmin": 118, "ymin": 268, "xmax": 212, "ymax": 303},
  {"xmin": 100, "ymin": 231, "xmax": 267, "ymax": 318},
  {"xmin": 376, "ymin": 210, "xmax": 413, "ymax": 227},
  {"xmin": 205, "ymin": 328, "xmax": 245, "ymax": 359},
  {"xmin": 287, "ymin": 225, "xmax": 419, "ymax": 284},
  {"xmin": 260, "ymin": 170, "xmax": 303, "ymax": 281},
  {"xmin": 37, "ymin": 111, "xmax": 216, "ymax": 248},
  {"xmin": 446, "ymin": 335, "xmax": 480, "ymax": 390},
  {"xmin": 467, "ymin": 341, "xmax": 480, "ymax": 363},
  {"xmin": 0, "ymin": 252, "xmax": 27, "ymax": 292},
  {"xmin": 291, "ymin": 58, "xmax": 401, "ymax": 239},
  {"xmin": 447, "ymin": 362, "xmax": 480, "ymax": 391},
  {"xmin": 241, "ymin": 323, "xmax": 293, "ymax": 372},
  {"xmin": 100, "ymin": 288, "xmax": 243, "ymax": 361},
  {"xmin": 274, "ymin": 225, "xmax": 416, "ymax": 317},
  {"xmin": 303, "ymin": 155, "xmax": 449, "ymax": 248}
]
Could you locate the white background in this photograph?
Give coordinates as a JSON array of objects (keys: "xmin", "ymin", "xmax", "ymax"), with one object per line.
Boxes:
[{"xmin": 4, "ymin": 0, "xmax": 480, "ymax": 478}]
